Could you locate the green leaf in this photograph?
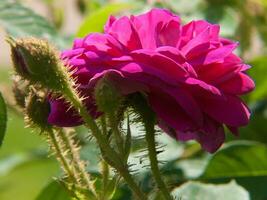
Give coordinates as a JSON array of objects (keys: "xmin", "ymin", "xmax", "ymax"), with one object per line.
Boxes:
[
  {"xmin": 0, "ymin": 158, "xmax": 58, "ymax": 200},
  {"xmin": 35, "ymin": 181, "xmax": 71, "ymax": 200},
  {"xmin": 197, "ymin": 142, "xmax": 267, "ymax": 199},
  {"xmin": 0, "ymin": 92, "xmax": 7, "ymax": 147},
  {"xmin": 0, "ymin": 0, "xmax": 66, "ymax": 48},
  {"xmin": 76, "ymin": 2, "xmax": 136, "ymax": 37},
  {"xmin": 172, "ymin": 181, "xmax": 249, "ymax": 200},
  {"xmin": 248, "ymin": 57, "xmax": 267, "ymax": 101},
  {"xmin": 226, "ymin": 113, "xmax": 267, "ymax": 144},
  {"xmin": 201, "ymin": 141, "xmax": 267, "ymax": 179}
]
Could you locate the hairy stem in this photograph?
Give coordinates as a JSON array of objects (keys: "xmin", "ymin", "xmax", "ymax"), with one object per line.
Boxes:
[
  {"xmin": 144, "ymin": 121, "xmax": 172, "ymax": 200},
  {"xmin": 131, "ymin": 93, "xmax": 171, "ymax": 199},
  {"xmin": 46, "ymin": 129, "xmax": 78, "ymax": 185},
  {"xmin": 57, "ymin": 128, "xmax": 96, "ymax": 196},
  {"xmin": 63, "ymin": 86, "xmax": 146, "ymax": 200}
]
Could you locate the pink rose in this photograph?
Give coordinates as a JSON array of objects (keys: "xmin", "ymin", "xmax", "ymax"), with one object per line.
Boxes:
[{"xmin": 48, "ymin": 8, "xmax": 255, "ymax": 152}]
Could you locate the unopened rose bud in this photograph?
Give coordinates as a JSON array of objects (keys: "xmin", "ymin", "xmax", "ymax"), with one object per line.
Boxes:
[{"xmin": 7, "ymin": 37, "xmax": 72, "ymax": 93}]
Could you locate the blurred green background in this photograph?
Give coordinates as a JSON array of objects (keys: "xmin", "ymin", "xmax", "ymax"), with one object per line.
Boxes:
[{"xmin": 1, "ymin": 0, "xmax": 267, "ymax": 199}]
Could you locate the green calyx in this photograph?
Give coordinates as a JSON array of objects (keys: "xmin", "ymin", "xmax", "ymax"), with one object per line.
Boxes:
[
  {"xmin": 7, "ymin": 36, "xmax": 73, "ymax": 93},
  {"xmin": 94, "ymin": 77, "xmax": 122, "ymax": 114}
]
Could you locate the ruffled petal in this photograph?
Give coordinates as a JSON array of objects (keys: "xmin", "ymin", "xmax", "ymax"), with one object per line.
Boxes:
[
  {"xmin": 156, "ymin": 19, "xmax": 181, "ymax": 47},
  {"xmin": 131, "ymin": 8, "xmax": 181, "ymax": 49},
  {"xmin": 190, "ymin": 43, "xmax": 238, "ymax": 66},
  {"xmin": 130, "ymin": 49, "xmax": 188, "ymax": 79},
  {"xmin": 218, "ymin": 72, "xmax": 255, "ymax": 95},
  {"xmin": 156, "ymin": 46, "xmax": 197, "ymax": 77},
  {"xmin": 118, "ymin": 62, "xmax": 179, "ymax": 86},
  {"xmin": 185, "ymin": 77, "xmax": 223, "ymax": 97},
  {"xmin": 107, "ymin": 16, "xmax": 142, "ymax": 51},
  {"xmin": 83, "ymin": 33, "xmax": 124, "ymax": 56}
]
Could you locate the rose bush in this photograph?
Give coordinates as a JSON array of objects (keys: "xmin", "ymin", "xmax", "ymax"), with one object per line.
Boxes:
[{"xmin": 48, "ymin": 8, "xmax": 255, "ymax": 152}]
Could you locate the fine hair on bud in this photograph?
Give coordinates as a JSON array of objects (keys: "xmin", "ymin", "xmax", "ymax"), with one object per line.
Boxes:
[{"xmin": 7, "ymin": 36, "xmax": 72, "ymax": 93}]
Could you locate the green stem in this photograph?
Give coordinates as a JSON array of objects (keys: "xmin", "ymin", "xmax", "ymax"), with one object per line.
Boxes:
[
  {"xmin": 100, "ymin": 160, "xmax": 109, "ymax": 200},
  {"xmin": 108, "ymin": 112, "xmax": 124, "ymax": 157},
  {"xmin": 130, "ymin": 93, "xmax": 171, "ymax": 199},
  {"xmin": 144, "ymin": 121, "xmax": 172, "ymax": 200},
  {"xmin": 63, "ymin": 87, "xmax": 146, "ymax": 200},
  {"xmin": 100, "ymin": 116, "xmax": 107, "ymax": 136},
  {"xmin": 58, "ymin": 128, "xmax": 97, "ymax": 197},
  {"xmin": 46, "ymin": 129, "xmax": 78, "ymax": 185}
]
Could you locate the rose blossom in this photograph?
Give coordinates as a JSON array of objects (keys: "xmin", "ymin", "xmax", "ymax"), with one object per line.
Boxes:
[{"xmin": 47, "ymin": 8, "xmax": 255, "ymax": 152}]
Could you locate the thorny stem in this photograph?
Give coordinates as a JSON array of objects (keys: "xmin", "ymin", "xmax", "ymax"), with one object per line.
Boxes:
[
  {"xmin": 46, "ymin": 129, "xmax": 78, "ymax": 185},
  {"xmin": 57, "ymin": 128, "xmax": 97, "ymax": 197},
  {"xmin": 131, "ymin": 93, "xmax": 172, "ymax": 200},
  {"xmin": 63, "ymin": 86, "xmax": 147, "ymax": 200},
  {"xmin": 144, "ymin": 121, "xmax": 172, "ymax": 200}
]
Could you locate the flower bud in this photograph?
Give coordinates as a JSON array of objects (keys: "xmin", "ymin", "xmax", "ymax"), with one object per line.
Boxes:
[
  {"xmin": 25, "ymin": 90, "xmax": 51, "ymax": 131},
  {"xmin": 94, "ymin": 77, "xmax": 121, "ymax": 114},
  {"xmin": 7, "ymin": 37, "xmax": 72, "ymax": 93}
]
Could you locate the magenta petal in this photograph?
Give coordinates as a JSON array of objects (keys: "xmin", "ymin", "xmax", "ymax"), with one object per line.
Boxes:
[
  {"xmin": 204, "ymin": 43, "xmax": 238, "ymax": 65},
  {"xmin": 156, "ymin": 46, "xmax": 197, "ymax": 77},
  {"xmin": 83, "ymin": 33, "xmax": 123, "ymax": 56},
  {"xmin": 181, "ymin": 27, "xmax": 211, "ymax": 55},
  {"xmin": 104, "ymin": 15, "xmax": 116, "ymax": 33},
  {"xmin": 108, "ymin": 16, "xmax": 141, "ymax": 51},
  {"xmin": 61, "ymin": 48, "xmax": 84, "ymax": 60},
  {"xmin": 48, "ymin": 99, "xmax": 82, "ymax": 127},
  {"xmin": 201, "ymin": 95, "xmax": 250, "ymax": 127},
  {"xmin": 163, "ymin": 87, "xmax": 203, "ymax": 126},
  {"xmin": 185, "ymin": 77, "xmax": 223, "ymax": 96},
  {"xmin": 157, "ymin": 19, "xmax": 181, "ymax": 47},
  {"xmin": 177, "ymin": 117, "xmax": 225, "ymax": 153},
  {"xmin": 149, "ymin": 91, "xmax": 196, "ymax": 132},
  {"xmin": 218, "ymin": 72, "xmax": 255, "ymax": 95},
  {"xmin": 191, "ymin": 43, "xmax": 238, "ymax": 65},
  {"xmin": 131, "ymin": 49, "xmax": 188, "ymax": 79},
  {"xmin": 131, "ymin": 8, "xmax": 181, "ymax": 49},
  {"xmin": 197, "ymin": 63, "xmax": 242, "ymax": 84},
  {"xmin": 156, "ymin": 46, "xmax": 185, "ymax": 62},
  {"xmin": 118, "ymin": 62, "xmax": 179, "ymax": 86},
  {"xmin": 199, "ymin": 118, "xmax": 225, "ymax": 153}
]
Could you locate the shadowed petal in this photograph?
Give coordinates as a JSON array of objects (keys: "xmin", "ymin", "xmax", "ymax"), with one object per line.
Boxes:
[{"xmin": 201, "ymin": 95, "xmax": 250, "ymax": 127}]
